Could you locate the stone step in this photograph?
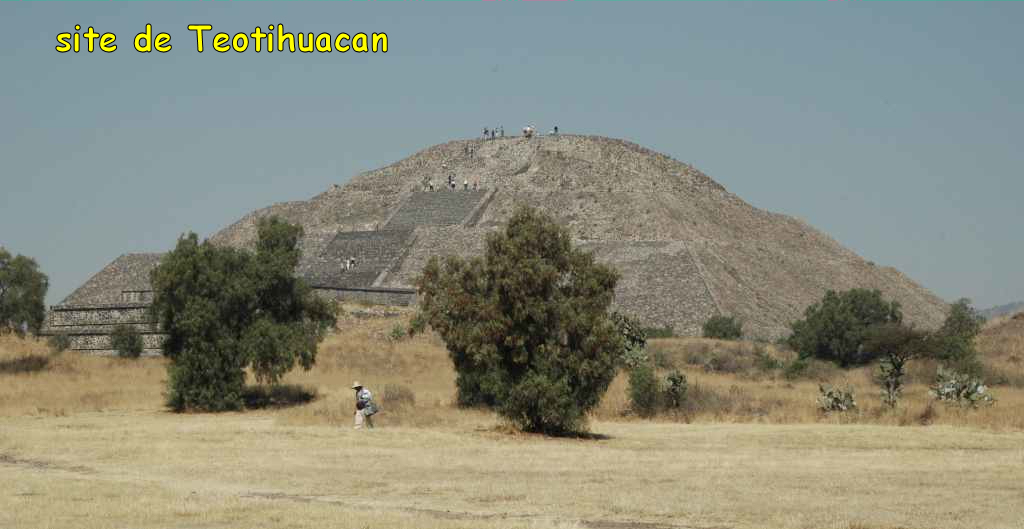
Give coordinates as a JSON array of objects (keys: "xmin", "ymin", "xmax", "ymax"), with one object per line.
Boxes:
[
  {"xmin": 384, "ymin": 190, "xmax": 488, "ymax": 230},
  {"xmin": 300, "ymin": 230, "xmax": 415, "ymax": 289}
]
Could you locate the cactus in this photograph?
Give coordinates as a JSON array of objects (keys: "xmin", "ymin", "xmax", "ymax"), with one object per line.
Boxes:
[
  {"xmin": 930, "ymin": 367, "xmax": 995, "ymax": 408},
  {"xmin": 817, "ymin": 384, "xmax": 856, "ymax": 413}
]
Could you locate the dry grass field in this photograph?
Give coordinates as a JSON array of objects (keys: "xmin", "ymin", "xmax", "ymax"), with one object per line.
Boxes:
[{"xmin": 3, "ymin": 307, "xmax": 1024, "ymax": 529}]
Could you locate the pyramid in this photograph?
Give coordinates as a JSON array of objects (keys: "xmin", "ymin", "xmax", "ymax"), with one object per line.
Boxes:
[{"xmin": 50, "ymin": 134, "xmax": 948, "ymax": 352}]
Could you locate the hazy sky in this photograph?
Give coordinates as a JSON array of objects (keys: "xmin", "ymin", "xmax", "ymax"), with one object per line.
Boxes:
[{"xmin": 1, "ymin": 2, "xmax": 1021, "ymax": 308}]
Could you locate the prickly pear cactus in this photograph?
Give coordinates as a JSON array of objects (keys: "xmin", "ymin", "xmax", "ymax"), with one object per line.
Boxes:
[
  {"xmin": 930, "ymin": 367, "xmax": 995, "ymax": 408},
  {"xmin": 817, "ymin": 384, "xmax": 856, "ymax": 413}
]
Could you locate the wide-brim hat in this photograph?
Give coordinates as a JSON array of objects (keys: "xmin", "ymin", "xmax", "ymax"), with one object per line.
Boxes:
[{"xmin": 351, "ymin": 381, "xmax": 362, "ymax": 389}]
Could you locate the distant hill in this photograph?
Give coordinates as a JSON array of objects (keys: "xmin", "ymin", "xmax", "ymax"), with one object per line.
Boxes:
[{"xmin": 980, "ymin": 301, "xmax": 1024, "ymax": 320}]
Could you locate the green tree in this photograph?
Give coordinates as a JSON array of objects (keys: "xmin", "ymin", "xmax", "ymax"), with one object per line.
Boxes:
[
  {"xmin": 787, "ymin": 289, "xmax": 903, "ymax": 367},
  {"xmin": 702, "ymin": 315, "xmax": 743, "ymax": 340},
  {"xmin": 0, "ymin": 247, "xmax": 49, "ymax": 336},
  {"xmin": 110, "ymin": 324, "xmax": 144, "ymax": 359},
  {"xmin": 628, "ymin": 362, "xmax": 660, "ymax": 418},
  {"xmin": 932, "ymin": 298, "xmax": 984, "ymax": 376},
  {"xmin": 862, "ymin": 323, "xmax": 934, "ymax": 408},
  {"xmin": 413, "ymin": 206, "xmax": 624, "ymax": 435},
  {"xmin": 149, "ymin": 217, "xmax": 337, "ymax": 412}
]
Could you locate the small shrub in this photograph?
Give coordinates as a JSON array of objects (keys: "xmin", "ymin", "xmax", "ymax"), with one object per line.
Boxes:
[
  {"xmin": 817, "ymin": 384, "xmax": 856, "ymax": 413},
  {"xmin": 876, "ymin": 356, "xmax": 907, "ymax": 409},
  {"xmin": 628, "ymin": 363, "xmax": 661, "ymax": 418},
  {"xmin": 642, "ymin": 326, "xmax": 675, "ymax": 339},
  {"xmin": 930, "ymin": 367, "xmax": 995, "ymax": 408},
  {"xmin": 621, "ymin": 346, "xmax": 650, "ymax": 370},
  {"xmin": 703, "ymin": 351, "xmax": 743, "ymax": 374},
  {"xmin": 783, "ymin": 358, "xmax": 809, "ymax": 380},
  {"xmin": 752, "ymin": 344, "xmax": 782, "ymax": 371},
  {"xmin": 702, "ymin": 315, "xmax": 742, "ymax": 340},
  {"xmin": 782, "ymin": 357, "xmax": 839, "ymax": 381},
  {"xmin": 110, "ymin": 324, "xmax": 143, "ymax": 359},
  {"xmin": 389, "ymin": 323, "xmax": 406, "ymax": 342},
  {"xmin": 664, "ymin": 370, "xmax": 687, "ymax": 409},
  {"xmin": 47, "ymin": 332, "xmax": 72, "ymax": 354},
  {"xmin": 382, "ymin": 383, "xmax": 415, "ymax": 408}
]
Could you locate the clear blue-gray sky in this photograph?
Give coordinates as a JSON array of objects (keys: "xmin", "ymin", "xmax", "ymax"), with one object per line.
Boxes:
[{"xmin": 1, "ymin": 2, "xmax": 1021, "ymax": 308}]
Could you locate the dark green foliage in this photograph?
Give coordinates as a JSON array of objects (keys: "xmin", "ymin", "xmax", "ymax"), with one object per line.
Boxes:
[
  {"xmin": 702, "ymin": 315, "xmax": 742, "ymax": 340},
  {"xmin": 641, "ymin": 326, "xmax": 675, "ymax": 339},
  {"xmin": 0, "ymin": 247, "xmax": 48, "ymax": 336},
  {"xmin": 150, "ymin": 217, "xmax": 338, "ymax": 412},
  {"xmin": 612, "ymin": 312, "xmax": 648, "ymax": 353},
  {"xmin": 414, "ymin": 206, "xmax": 624, "ymax": 435},
  {"xmin": 932, "ymin": 299, "xmax": 984, "ymax": 376},
  {"xmin": 110, "ymin": 324, "xmax": 144, "ymax": 359},
  {"xmin": 47, "ymin": 332, "xmax": 71, "ymax": 354},
  {"xmin": 664, "ymin": 370, "xmax": 688, "ymax": 409},
  {"xmin": 628, "ymin": 363, "xmax": 660, "ymax": 418},
  {"xmin": 788, "ymin": 289, "xmax": 903, "ymax": 367},
  {"xmin": 862, "ymin": 323, "xmax": 934, "ymax": 408}
]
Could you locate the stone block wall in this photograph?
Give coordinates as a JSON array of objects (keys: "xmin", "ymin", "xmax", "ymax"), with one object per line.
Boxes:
[
  {"xmin": 46, "ymin": 301, "xmax": 164, "ymax": 354},
  {"xmin": 315, "ymin": 286, "xmax": 417, "ymax": 306}
]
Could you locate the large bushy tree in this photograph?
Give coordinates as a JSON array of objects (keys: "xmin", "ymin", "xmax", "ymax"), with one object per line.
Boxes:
[
  {"xmin": 0, "ymin": 247, "xmax": 48, "ymax": 336},
  {"xmin": 413, "ymin": 206, "xmax": 624, "ymax": 435},
  {"xmin": 149, "ymin": 217, "xmax": 337, "ymax": 412},
  {"xmin": 932, "ymin": 298, "xmax": 984, "ymax": 375},
  {"xmin": 788, "ymin": 289, "xmax": 902, "ymax": 367}
]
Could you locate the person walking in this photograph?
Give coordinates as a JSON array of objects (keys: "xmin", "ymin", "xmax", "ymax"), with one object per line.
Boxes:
[{"xmin": 352, "ymin": 381, "xmax": 375, "ymax": 429}]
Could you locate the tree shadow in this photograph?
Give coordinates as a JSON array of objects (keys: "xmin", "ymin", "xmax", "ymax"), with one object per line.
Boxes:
[
  {"xmin": 0, "ymin": 355, "xmax": 50, "ymax": 375},
  {"xmin": 481, "ymin": 423, "xmax": 613, "ymax": 441},
  {"xmin": 552, "ymin": 430, "xmax": 612, "ymax": 441},
  {"xmin": 242, "ymin": 384, "xmax": 318, "ymax": 409}
]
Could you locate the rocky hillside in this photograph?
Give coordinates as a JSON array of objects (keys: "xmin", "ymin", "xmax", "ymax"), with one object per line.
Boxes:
[{"xmin": 210, "ymin": 134, "xmax": 949, "ymax": 338}]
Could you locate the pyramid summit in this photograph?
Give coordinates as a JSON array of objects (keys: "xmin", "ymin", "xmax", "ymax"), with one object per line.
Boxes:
[{"xmin": 51, "ymin": 133, "xmax": 948, "ymax": 352}]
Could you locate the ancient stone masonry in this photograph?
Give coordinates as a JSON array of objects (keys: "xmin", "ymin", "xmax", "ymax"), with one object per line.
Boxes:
[
  {"xmin": 302, "ymin": 230, "xmax": 416, "ymax": 288},
  {"xmin": 383, "ymin": 190, "xmax": 488, "ymax": 230},
  {"xmin": 55, "ymin": 134, "xmax": 950, "ymax": 348},
  {"xmin": 46, "ymin": 303, "xmax": 162, "ymax": 354}
]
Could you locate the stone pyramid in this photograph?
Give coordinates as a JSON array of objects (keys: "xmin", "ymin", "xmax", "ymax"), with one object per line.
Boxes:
[{"xmin": 52, "ymin": 134, "xmax": 948, "ymax": 352}]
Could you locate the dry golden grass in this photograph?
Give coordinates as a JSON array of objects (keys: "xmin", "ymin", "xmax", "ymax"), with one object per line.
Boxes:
[{"xmin": 2, "ymin": 306, "xmax": 1024, "ymax": 528}]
